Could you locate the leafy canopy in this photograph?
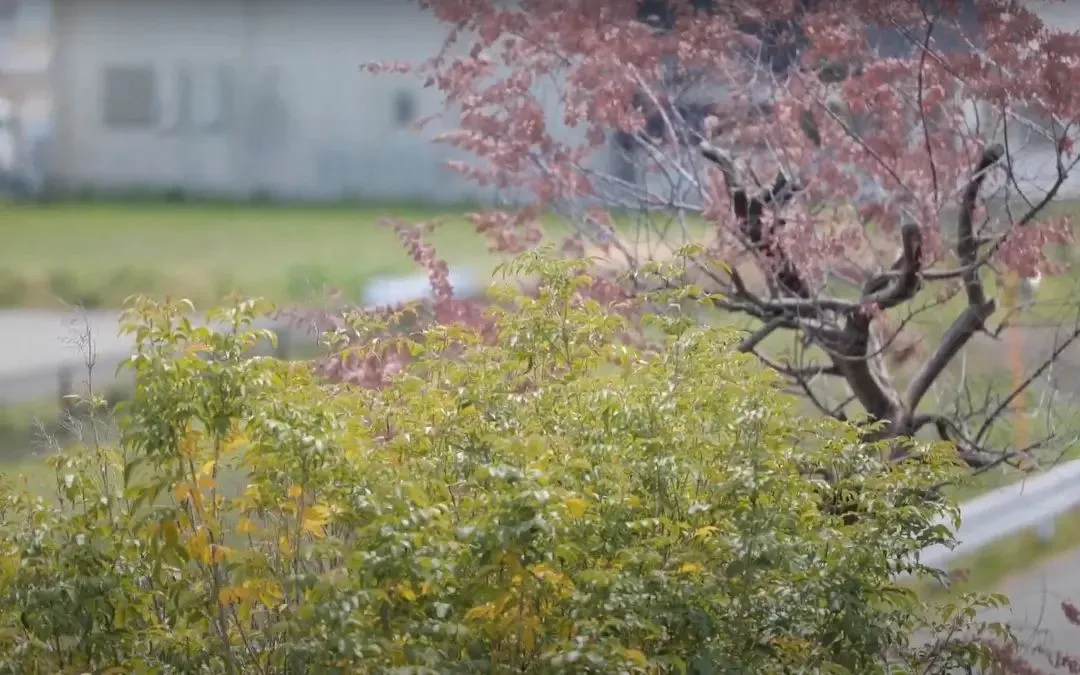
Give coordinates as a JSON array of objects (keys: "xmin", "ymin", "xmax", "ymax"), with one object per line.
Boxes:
[{"xmin": 0, "ymin": 256, "xmax": 1008, "ymax": 673}]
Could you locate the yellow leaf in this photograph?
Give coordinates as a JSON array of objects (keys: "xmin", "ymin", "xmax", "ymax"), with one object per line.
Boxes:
[
  {"xmin": 112, "ymin": 602, "xmax": 128, "ymax": 629},
  {"xmin": 302, "ymin": 504, "xmax": 330, "ymax": 538},
  {"xmin": 465, "ymin": 602, "xmax": 495, "ymax": 620},
  {"xmin": 224, "ymin": 431, "xmax": 249, "ymax": 452},
  {"xmin": 179, "ymin": 429, "xmax": 203, "ymax": 459},
  {"xmin": 236, "ymin": 517, "xmax": 255, "ymax": 534},
  {"xmin": 0, "ymin": 553, "xmax": 20, "ymax": 577},
  {"xmin": 522, "ymin": 614, "xmax": 540, "ymax": 653},
  {"xmin": 678, "ymin": 562, "xmax": 703, "ymax": 575},
  {"xmin": 287, "ymin": 484, "xmax": 303, "ymax": 499},
  {"xmin": 255, "ymin": 579, "xmax": 284, "ymax": 607},
  {"xmin": 174, "ymin": 482, "xmax": 192, "ymax": 503},
  {"xmin": 198, "ymin": 460, "xmax": 216, "ymax": 477},
  {"xmin": 186, "ymin": 343, "xmax": 212, "ymax": 353},
  {"xmin": 162, "ymin": 520, "xmax": 179, "ymax": 548},
  {"xmin": 278, "ymin": 535, "xmax": 294, "ymax": 556},
  {"xmin": 625, "ymin": 648, "xmax": 648, "ymax": 666},
  {"xmin": 185, "ymin": 527, "xmax": 211, "ymax": 564},
  {"xmin": 529, "ymin": 563, "xmax": 571, "ymax": 589},
  {"xmin": 396, "ymin": 584, "xmax": 417, "ymax": 602},
  {"xmin": 564, "ymin": 496, "xmax": 587, "ymax": 518},
  {"xmin": 500, "ymin": 552, "xmax": 522, "ymax": 570},
  {"xmin": 559, "ymin": 618, "xmax": 574, "ymax": 640},
  {"xmin": 492, "ymin": 591, "xmax": 514, "ymax": 615},
  {"xmin": 210, "ymin": 544, "xmax": 233, "ymax": 564},
  {"xmin": 693, "ymin": 525, "xmax": 719, "ymax": 540},
  {"xmin": 219, "ymin": 585, "xmax": 250, "ymax": 606}
]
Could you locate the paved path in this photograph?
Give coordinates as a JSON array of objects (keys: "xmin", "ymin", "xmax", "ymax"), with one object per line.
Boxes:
[
  {"xmin": 0, "ymin": 309, "xmax": 130, "ymax": 375},
  {"xmin": 0, "ymin": 309, "xmax": 133, "ymax": 402},
  {"xmin": 0, "ymin": 309, "xmax": 309, "ymax": 403},
  {"xmin": 980, "ymin": 550, "xmax": 1080, "ymax": 672},
  {"xmin": 0, "ymin": 271, "xmax": 469, "ymax": 402}
]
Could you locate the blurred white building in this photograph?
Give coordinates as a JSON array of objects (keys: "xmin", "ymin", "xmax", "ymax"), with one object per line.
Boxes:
[
  {"xmin": 0, "ymin": 0, "xmax": 50, "ymax": 193},
  {"xmin": 24, "ymin": 0, "xmax": 1080, "ymax": 202},
  {"xmin": 46, "ymin": 0, "xmax": 553, "ymax": 202}
]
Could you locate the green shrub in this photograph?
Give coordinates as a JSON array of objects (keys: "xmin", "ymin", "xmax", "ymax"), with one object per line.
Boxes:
[{"xmin": 0, "ymin": 256, "xmax": 1010, "ymax": 673}]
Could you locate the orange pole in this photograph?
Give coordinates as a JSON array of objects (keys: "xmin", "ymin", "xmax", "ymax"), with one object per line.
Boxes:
[{"xmin": 1004, "ymin": 272, "xmax": 1029, "ymax": 453}]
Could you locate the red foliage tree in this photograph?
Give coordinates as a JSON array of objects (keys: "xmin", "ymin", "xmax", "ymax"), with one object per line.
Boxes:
[{"xmin": 355, "ymin": 0, "xmax": 1080, "ymax": 473}]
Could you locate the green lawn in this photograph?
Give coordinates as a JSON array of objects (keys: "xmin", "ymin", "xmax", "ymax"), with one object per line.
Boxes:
[
  {"xmin": 0, "ymin": 199, "xmax": 725, "ymax": 310},
  {"xmin": 1, "ymin": 197, "xmax": 1076, "ymax": 312},
  {"xmin": 0, "ymin": 201, "xmax": 507, "ymax": 309}
]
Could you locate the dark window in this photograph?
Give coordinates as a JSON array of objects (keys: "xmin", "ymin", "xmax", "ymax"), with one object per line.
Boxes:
[
  {"xmin": 865, "ymin": 0, "xmax": 980, "ymax": 58},
  {"xmin": 173, "ymin": 65, "xmax": 193, "ymax": 131},
  {"xmin": 736, "ymin": 16, "xmax": 806, "ymax": 74},
  {"xmin": 637, "ymin": 0, "xmax": 714, "ymax": 30},
  {"xmin": 208, "ymin": 65, "xmax": 236, "ymax": 132},
  {"xmin": 393, "ymin": 90, "xmax": 416, "ymax": 127},
  {"xmin": 635, "ymin": 0, "xmax": 980, "ymax": 72},
  {"xmin": 101, "ymin": 65, "xmax": 159, "ymax": 130},
  {"xmin": 0, "ymin": 0, "xmax": 17, "ymax": 21}
]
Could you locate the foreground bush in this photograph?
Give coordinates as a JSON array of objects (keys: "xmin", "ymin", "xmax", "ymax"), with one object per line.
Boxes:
[{"xmin": 0, "ymin": 257, "xmax": 1009, "ymax": 672}]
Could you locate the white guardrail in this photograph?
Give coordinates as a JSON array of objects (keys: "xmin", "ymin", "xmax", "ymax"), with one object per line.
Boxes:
[{"xmin": 921, "ymin": 458, "xmax": 1080, "ymax": 569}]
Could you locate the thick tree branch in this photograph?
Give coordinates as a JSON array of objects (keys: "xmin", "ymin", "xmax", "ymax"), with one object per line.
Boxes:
[
  {"xmin": 910, "ymin": 413, "xmax": 1033, "ymax": 471},
  {"xmin": 820, "ymin": 218, "xmax": 925, "ymax": 427},
  {"xmin": 905, "ymin": 145, "xmax": 1005, "ymax": 415},
  {"xmin": 825, "ymin": 314, "xmax": 902, "ymax": 424},
  {"xmin": 861, "ymin": 221, "xmax": 924, "ymax": 309},
  {"xmin": 702, "ymin": 135, "xmax": 915, "ymax": 426},
  {"xmin": 700, "ymin": 137, "xmax": 810, "ymax": 300}
]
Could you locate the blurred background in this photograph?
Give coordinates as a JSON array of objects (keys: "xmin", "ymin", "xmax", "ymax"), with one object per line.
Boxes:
[
  {"xmin": 0, "ymin": 0, "xmax": 515, "ymax": 483},
  {"xmin": 0, "ymin": 0, "xmax": 1079, "ymax": 665}
]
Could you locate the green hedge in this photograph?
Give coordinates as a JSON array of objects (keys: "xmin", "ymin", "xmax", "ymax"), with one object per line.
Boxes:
[{"xmin": 0, "ymin": 255, "xmax": 1009, "ymax": 673}]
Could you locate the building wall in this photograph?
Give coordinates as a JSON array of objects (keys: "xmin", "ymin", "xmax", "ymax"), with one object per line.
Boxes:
[
  {"xmin": 44, "ymin": 0, "xmax": 1080, "ymax": 203},
  {"xmin": 47, "ymin": 0, "xmax": 590, "ymax": 203},
  {"xmin": 1024, "ymin": 0, "xmax": 1080, "ymax": 32}
]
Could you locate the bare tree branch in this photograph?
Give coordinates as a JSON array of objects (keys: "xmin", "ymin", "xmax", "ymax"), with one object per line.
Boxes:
[{"xmin": 904, "ymin": 145, "xmax": 1005, "ymax": 418}]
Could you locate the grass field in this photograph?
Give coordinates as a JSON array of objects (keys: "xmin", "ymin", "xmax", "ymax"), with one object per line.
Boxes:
[
  {"xmin": 0, "ymin": 201, "xmax": 510, "ymax": 309},
  {"xmin": 0, "ymin": 197, "xmax": 1076, "ymax": 310}
]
